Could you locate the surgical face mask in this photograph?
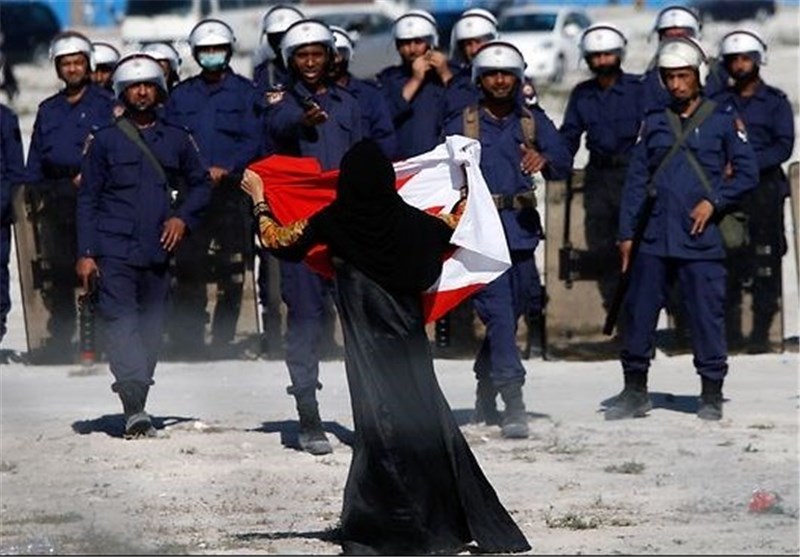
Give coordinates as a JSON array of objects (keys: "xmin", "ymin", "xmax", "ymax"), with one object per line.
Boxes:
[{"xmin": 197, "ymin": 51, "xmax": 228, "ymax": 71}]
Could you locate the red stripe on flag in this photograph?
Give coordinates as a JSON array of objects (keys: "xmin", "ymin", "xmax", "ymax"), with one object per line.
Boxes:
[{"xmin": 422, "ymin": 282, "xmax": 485, "ymax": 322}]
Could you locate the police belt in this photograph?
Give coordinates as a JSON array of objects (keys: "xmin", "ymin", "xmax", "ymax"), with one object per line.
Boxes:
[
  {"xmin": 42, "ymin": 162, "xmax": 80, "ymax": 180},
  {"xmin": 588, "ymin": 153, "xmax": 630, "ymax": 169},
  {"xmin": 491, "ymin": 189, "xmax": 538, "ymax": 211}
]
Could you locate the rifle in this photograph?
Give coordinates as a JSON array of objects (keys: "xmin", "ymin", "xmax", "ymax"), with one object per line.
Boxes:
[
  {"xmin": 78, "ymin": 273, "xmax": 99, "ymax": 366},
  {"xmin": 603, "ymin": 99, "xmax": 718, "ymax": 336},
  {"xmin": 602, "ymin": 193, "xmax": 655, "ymax": 336}
]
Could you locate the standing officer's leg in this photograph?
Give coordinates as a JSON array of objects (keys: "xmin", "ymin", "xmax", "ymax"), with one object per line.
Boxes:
[
  {"xmin": 606, "ymin": 253, "xmax": 668, "ymax": 420},
  {"xmin": 0, "ymin": 223, "xmax": 10, "ymax": 342},
  {"xmin": 280, "ymin": 259, "xmax": 332, "ymax": 455},
  {"xmin": 98, "ymin": 258, "xmax": 156, "ymax": 438},
  {"xmin": 139, "ymin": 263, "xmax": 171, "ymax": 387},
  {"xmin": 679, "ymin": 259, "xmax": 727, "ymax": 420},
  {"xmin": 473, "ymin": 265, "xmax": 529, "ymax": 438}
]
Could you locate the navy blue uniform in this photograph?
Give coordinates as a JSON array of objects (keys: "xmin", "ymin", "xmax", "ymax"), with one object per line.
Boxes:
[
  {"xmin": 376, "ymin": 65, "xmax": 447, "ymax": 159},
  {"xmin": 1, "ymin": 103, "xmax": 25, "ymax": 341},
  {"xmin": 444, "ymin": 102, "xmax": 572, "ymax": 387},
  {"xmin": 560, "ymin": 72, "xmax": 646, "ymax": 311},
  {"xmin": 164, "ymin": 70, "xmax": 264, "ymax": 351},
  {"xmin": 266, "ymin": 80, "xmax": 362, "ymax": 400},
  {"xmin": 618, "ymin": 101, "xmax": 758, "ymax": 380},
  {"xmin": 77, "ymin": 117, "xmax": 211, "ymax": 388},
  {"xmin": 712, "ymin": 81, "xmax": 795, "ymax": 346},
  {"xmin": 342, "ymin": 75, "xmax": 397, "ymax": 160},
  {"xmin": 24, "ymin": 84, "xmax": 115, "ymax": 355}
]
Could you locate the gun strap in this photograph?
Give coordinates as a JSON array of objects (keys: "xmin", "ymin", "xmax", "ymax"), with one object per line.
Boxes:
[
  {"xmin": 462, "ymin": 105, "xmax": 536, "ymax": 148},
  {"xmin": 663, "ymin": 101, "xmax": 717, "ymax": 196},
  {"xmin": 115, "ymin": 118, "xmax": 168, "ymax": 183}
]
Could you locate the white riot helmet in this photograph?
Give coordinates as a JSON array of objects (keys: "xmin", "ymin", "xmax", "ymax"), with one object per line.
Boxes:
[
  {"xmin": 49, "ymin": 31, "xmax": 94, "ymax": 70},
  {"xmin": 261, "ymin": 4, "xmax": 304, "ymax": 43},
  {"xmin": 720, "ymin": 29, "xmax": 768, "ymax": 65},
  {"xmin": 280, "ymin": 19, "xmax": 335, "ymax": 67},
  {"xmin": 657, "ymin": 36, "xmax": 708, "ymax": 86},
  {"xmin": 654, "ymin": 5, "xmax": 701, "ymax": 39},
  {"xmin": 142, "ymin": 42, "xmax": 182, "ymax": 73},
  {"xmin": 450, "ymin": 8, "xmax": 498, "ymax": 58},
  {"xmin": 92, "ymin": 42, "xmax": 120, "ymax": 67},
  {"xmin": 580, "ymin": 23, "xmax": 627, "ymax": 59},
  {"xmin": 331, "ymin": 26, "xmax": 355, "ymax": 62},
  {"xmin": 112, "ymin": 53, "xmax": 167, "ymax": 99},
  {"xmin": 393, "ymin": 10, "xmax": 439, "ymax": 48},
  {"xmin": 471, "ymin": 41, "xmax": 526, "ymax": 83},
  {"xmin": 189, "ymin": 18, "xmax": 236, "ymax": 49}
]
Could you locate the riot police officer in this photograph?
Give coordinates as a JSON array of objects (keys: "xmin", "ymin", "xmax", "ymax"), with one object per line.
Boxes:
[
  {"xmin": 90, "ymin": 41, "xmax": 121, "ymax": 92},
  {"xmin": 559, "ymin": 23, "xmax": 645, "ymax": 319},
  {"xmin": 141, "ymin": 42, "xmax": 182, "ymax": 92},
  {"xmin": 377, "ymin": 10, "xmax": 451, "ymax": 159},
  {"xmin": 1, "ymin": 103, "xmax": 24, "ymax": 344},
  {"xmin": 443, "ymin": 41, "xmax": 572, "ymax": 438},
  {"xmin": 25, "ymin": 31, "xmax": 115, "ymax": 361},
  {"xmin": 642, "ymin": 5, "xmax": 726, "ymax": 112},
  {"xmin": 329, "ymin": 25, "xmax": 397, "ymax": 159},
  {"xmin": 76, "ymin": 54, "xmax": 211, "ymax": 437},
  {"xmin": 713, "ymin": 29, "xmax": 795, "ymax": 352},
  {"xmin": 253, "ymin": 4, "xmax": 305, "ymax": 96},
  {"xmin": 265, "ymin": 18, "xmax": 363, "ymax": 455},
  {"xmin": 163, "ymin": 19, "xmax": 263, "ymax": 358},
  {"xmin": 607, "ymin": 37, "xmax": 758, "ymax": 422}
]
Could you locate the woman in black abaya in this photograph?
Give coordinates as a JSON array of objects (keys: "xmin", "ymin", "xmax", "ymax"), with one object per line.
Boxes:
[{"xmin": 241, "ymin": 140, "xmax": 530, "ymax": 556}]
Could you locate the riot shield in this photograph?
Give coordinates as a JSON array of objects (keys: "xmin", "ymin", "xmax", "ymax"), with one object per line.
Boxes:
[
  {"xmin": 164, "ymin": 185, "xmax": 259, "ymax": 361},
  {"xmin": 544, "ymin": 170, "xmax": 623, "ymax": 360},
  {"xmin": 13, "ymin": 183, "xmax": 81, "ymax": 364}
]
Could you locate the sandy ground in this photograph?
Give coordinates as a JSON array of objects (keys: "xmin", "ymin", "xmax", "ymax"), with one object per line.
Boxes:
[{"xmin": 1, "ymin": 3, "xmax": 799, "ymax": 555}]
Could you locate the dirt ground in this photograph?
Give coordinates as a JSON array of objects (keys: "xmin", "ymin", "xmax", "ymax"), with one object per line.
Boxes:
[{"xmin": 1, "ymin": 354, "xmax": 798, "ymax": 555}]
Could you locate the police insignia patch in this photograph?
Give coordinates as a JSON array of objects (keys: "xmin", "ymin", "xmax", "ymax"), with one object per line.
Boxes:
[{"xmin": 734, "ymin": 117, "xmax": 748, "ymax": 143}]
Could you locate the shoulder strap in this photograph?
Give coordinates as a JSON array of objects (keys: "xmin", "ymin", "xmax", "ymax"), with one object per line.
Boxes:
[
  {"xmin": 648, "ymin": 99, "xmax": 717, "ymax": 195},
  {"xmin": 115, "ymin": 118, "xmax": 168, "ymax": 183},
  {"xmin": 462, "ymin": 105, "xmax": 480, "ymax": 140},
  {"xmin": 663, "ymin": 99, "xmax": 717, "ymax": 194},
  {"xmin": 519, "ymin": 107, "xmax": 536, "ymax": 149}
]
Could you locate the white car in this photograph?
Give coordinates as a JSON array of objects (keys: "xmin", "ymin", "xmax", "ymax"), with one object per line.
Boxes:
[{"xmin": 497, "ymin": 6, "xmax": 592, "ymax": 84}]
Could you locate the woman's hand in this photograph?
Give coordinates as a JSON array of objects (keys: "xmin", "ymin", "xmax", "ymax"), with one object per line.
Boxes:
[{"xmin": 240, "ymin": 169, "xmax": 265, "ymax": 204}]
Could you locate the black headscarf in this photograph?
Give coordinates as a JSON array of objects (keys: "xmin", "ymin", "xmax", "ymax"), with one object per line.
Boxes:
[{"xmin": 310, "ymin": 139, "xmax": 455, "ymax": 295}]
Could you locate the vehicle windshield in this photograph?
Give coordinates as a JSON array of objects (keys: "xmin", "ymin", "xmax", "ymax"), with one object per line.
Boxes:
[
  {"xmin": 126, "ymin": 0, "xmax": 193, "ymax": 16},
  {"xmin": 498, "ymin": 13, "xmax": 558, "ymax": 32}
]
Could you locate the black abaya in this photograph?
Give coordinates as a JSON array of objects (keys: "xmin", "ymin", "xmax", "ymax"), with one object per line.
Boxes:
[
  {"xmin": 255, "ymin": 139, "xmax": 530, "ymax": 555},
  {"xmin": 332, "ymin": 258, "xmax": 530, "ymax": 555}
]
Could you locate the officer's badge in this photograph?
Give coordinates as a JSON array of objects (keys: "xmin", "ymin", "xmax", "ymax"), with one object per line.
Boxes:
[
  {"xmin": 265, "ymin": 90, "xmax": 285, "ymax": 105},
  {"xmin": 82, "ymin": 133, "xmax": 94, "ymax": 156},
  {"xmin": 734, "ymin": 117, "xmax": 748, "ymax": 143}
]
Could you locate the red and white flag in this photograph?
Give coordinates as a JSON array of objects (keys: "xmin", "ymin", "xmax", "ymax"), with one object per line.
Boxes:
[{"xmin": 249, "ymin": 135, "xmax": 511, "ymax": 322}]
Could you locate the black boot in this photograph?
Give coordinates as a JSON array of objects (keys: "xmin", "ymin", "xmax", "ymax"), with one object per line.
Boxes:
[
  {"xmin": 498, "ymin": 383, "xmax": 529, "ymax": 439},
  {"xmin": 473, "ymin": 379, "xmax": 501, "ymax": 426},
  {"xmin": 697, "ymin": 377, "xmax": 723, "ymax": 421},
  {"xmin": 604, "ymin": 372, "xmax": 651, "ymax": 421},
  {"xmin": 114, "ymin": 381, "xmax": 155, "ymax": 439},
  {"xmin": 296, "ymin": 398, "xmax": 332, "ymax": 455}
]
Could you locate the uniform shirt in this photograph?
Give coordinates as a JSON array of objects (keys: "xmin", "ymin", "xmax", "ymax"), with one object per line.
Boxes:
[
  {"xmin": 265, "ymin": 81, "xmax": 363, "ymax": 171},
  {"xmin": 560, "ymin": 72, "xmax": 645, "ymax": 160},
  {"xmin": 164, "ymin": 69, "xmax": 264, "ymax": 175},
  {"xmin": 25, "ymin": 84, "xmax": 115, "ymax": 184},
  {"xmin": 712, "ymin": 81, "xmax": 795, "ymax": 174},
  {"xmin": 77, "ymin": 117, "xmax": 212, "ymax": 266},
  {"xmin": 376, "ymin": 65, "xmax": 447, "ymax": 160},
  {"xmin": 1, "ymin": 104, "xmax": 25, "ymax": 225},
  {"xmin": 619, "ymin": 101, "xmax": 758, "ymax": 260},
  {"xmin": 443, "ymin": 103, "xmax": 573, "ymax": 251},
  {"xmin": 341, "ymin": 74, "xmax": 398, "ymax": 160},
  {"xmin": 253, "ymin": 58, "xmax": 290, "ymax": 97}
]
